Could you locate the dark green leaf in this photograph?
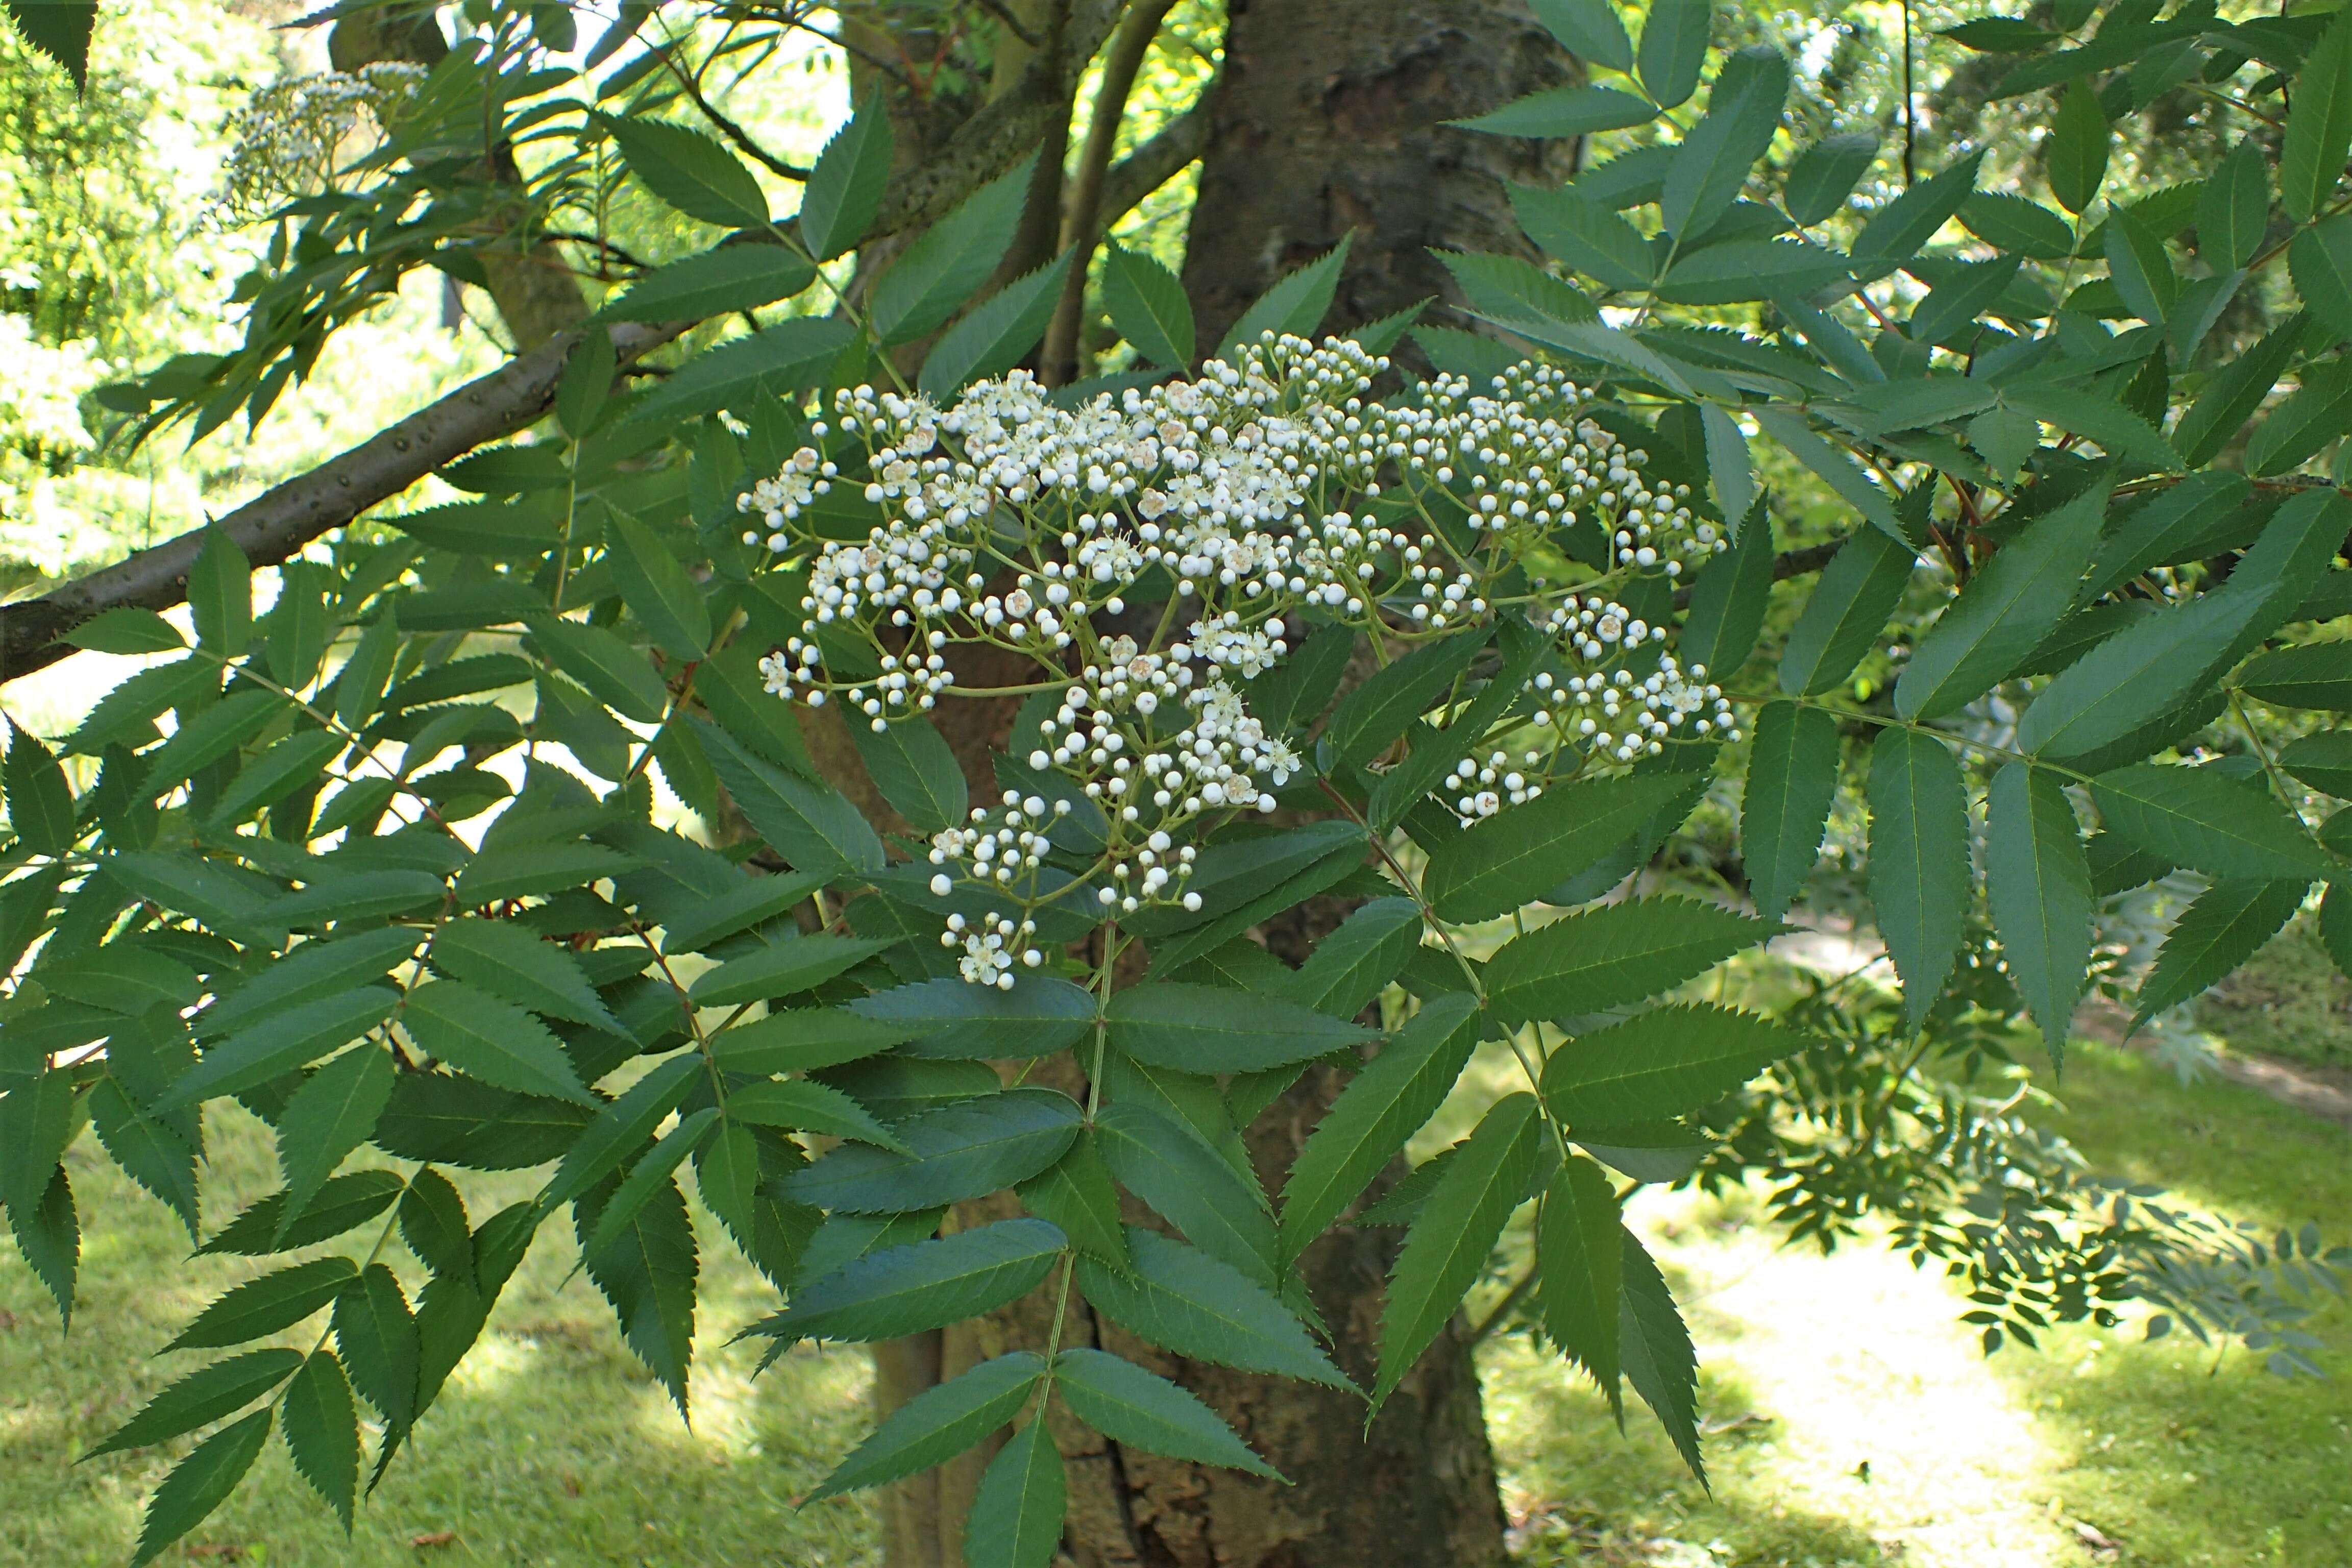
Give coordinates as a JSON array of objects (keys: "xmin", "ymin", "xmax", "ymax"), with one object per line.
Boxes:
[
  {"xmin": 2046, "ymin": 78, "xmax": 2110, "ymax": 215},
  {"xmin": 2238, "ymin": 640, "xmax": 2352, "ymax": 710},
  {"xmin": 869, "ymin": 155, "xmax": 1034, "ymax": 344},
  {"xmin": 2089, "ymin": 764, "xmax": 2333, "ymax": 881},
  {"xmin": 2291, "ymin": 216, "xmax": 2352, "ymax": 348},
  {"xmin": 964, "ymin": 1420, "xmax": 1065, "ymax": 1568},
  {"xmin": 87, "ymin": 1079, "xmax": 198, "ymax": 1238},
  {"xmin": 1867, "ymin": 727, "xmax": 1969, "ymax": 1024},
  {"xmin": 1637, "ymin": 0, "xmax": 1711, "ymax": 108},
  {"xmin": 86, "ymin": 1350, "xmax": 303, "ymax": 1459},
  {"xmin": 598, "ymin": 244, "xmax": 816, "ymax": 323},
  {"xmin": 1076, "ymin": 1229, "xmax": 1351, "ymax": 1388},
  {"xmin": 1986, "ymin": 763, "xmax": 2094, "ymax": 1061},
  {"xmin": 606, "ymin": 114, "xmax": 767, "ymax": 227},
  {"xmin": 1541, "ymin": 1003, "xmax": 1811, "ymax": 1123},
  {"xmin": 1851, "ymin": 150, "xmax": 1983, "ymax": 263},
  {"xmin": 686, "ymin": 935, "xmax": 893, "ymax": 1007},
  {"xmin": 1106, "ymin": 983, "xmax": 1374, "ymax": 1073},
  {"xmin": 273, "ymin": 1045, "xmax": 395, "ymax": 1243},
  {"xmin": 2176, "ymin": 315, "xmax": 2308, "ymax": 467},
  {"xmin": 2199, "ymin": 139, "xmax": 2270, "ymax": 273},
  {"xmin": 162, "ymin": 987, "xmax": 399, "ymax": 1110},
  {"xmin": 920, "ymin": 255, "xmax": 1074, "ymax": 398},
  {"xmin": 1279, "ymin": 992, "xmax": 1480, "ymax": 1262},
  {"xmin": 606, "ymin": 513, "xmax": 710, "ymax": 662},
  {"xmin": 1510, "ymin": 183, "xmax": 1657, "ymax": 293},
  {"xmin": 707, "ymin": 1006, "xmax": 917, "ymax": 1074},
  {"xmin": 575, "ymin": 1170, "xmax": 699, "ymax": 1410},
  {"xmin": 2281, "ymin": 732, "xmax": 2352, "ymax": 797},
  {"xmin": 401, "ymin": 980, "xmax": 594, "ymax": 1105},
  {"xmin": 2131, "ymin": 877, "xmax": 2308, "ymax": 1029},
  {"xmin": 434, "ymin": 918, "xmax": 619, "ymax": 1031},
  {"xmin": 1897, "ymin": 481, "xmax": 2104, "ymax": 719},
  {"xmin": 1656, "ymin": 238, "xmax": 1851, "ymax": 305},
  {"xmin": 2281, "ymin": 5, "xmax": 2352, "ymax": 223},
  {"xmin": 1283, "ymin": 896, "xmax": 1423, "ymax": 1019},
  {"xmin": 200, "ymin": 1171, "xmax": 404, "ymax": 1256},
  {"xmin": 1104, "ymin": 243, "xmax": 1196, "ymax": 369},
  {"xmin": 5, "ymin": 722, "xmax": 75, "ymax": 854},
  {"xmin": 1487, "ymin": 897, "xmax": 1772, "ymax": 1024},
  {"xmin": 1530, "ymin": 0, "xmax": 1632, "ymax": 71},
  {"xmin": 623, "ymin": 316, "xmax": 857, "ymax": 427},
  {"xmin": 199, "ymin": 929, "xmax": 418, "ymax": 1039},
  {"xmin": 1540, "ymin": 1158, "xmax": 1623, "ymax": 1413},
  {"xmin": 1740, "ymin": 701, "xmax": 1839, "ymax": 921},
  {"xmin": 781, "ymin": 1088, "xmax": 1082, "ymax": 1213},
  {"xmin": 1661, "ymin": 47, "xmax": 1788, "ymax": 242},
  {"xmin": 1424, "ymin": 772, "xmax": 1699, "ymax": 923},
  {"xmin": 164, "ymin": 1258, "xmax": 358, "ymax": 1352},
  {"xmin": 1017, "ymin": 1133, "xmax": 1128, "ymax": 1269},
  {"xmin": 697, "ymin": 719, "xmax": 885, "ymax": 876},
  {"xmin": 332, "ymin": 1264, "xmax": 419, "ymax": 1429},
  {"xmin": 799, "ymin": 88, "xmax": 892, "ymax": 258},
  {"xmin": 1783, "ymin": 132, "xmax": 1878, "ymax": 226},
  {"xmin": 1456, "ymin": 83, "xmax": 1657, "ymax": 138},
  {"xmin": 851, "ymin": 716, "xmax": 967, "ymax": 834},
  {"xmin": 745, "ymin": 1218, "xmax": 1063, "ymax": 1347},
  {"xmin": 1376, "ymin": 1092, "xmax": 1540, "ymax": 1406},
  {"xmin": 1777, "ymin": 526, "xmax": 1916, "ymax": 697},
  {"xmin": 529, "ymin": 618, "xmax": 668, "ymax": 724},
  {"xmin": 129, "ymin": 1408, "xmax": 271, "ymax": 1567},
  {"xmin": 452, "ymin": 840, "xmax": 638, "ymax": 905},
  {"xmin": 398, "ymin": 1168, "xmax": 472, "ymax": 1283},
  {"xmin": 546, "ymin": 1055, "xmax": 703, "ymax": 1209},
  {"xmin": 281, "ymin": 1352, "xmax": 359, "ymax": 1529},
  {"xmin": 1680, "ymin": 495, "xmax": 1772, "ymax": 679},
  {"xmin": 1217, "ymin": 236, "xmax": 1354, "ymax": 359},
  {"xmin": 726, "ymin": 1079, "xmax": 910, "ymax": 1152},
  {"xmin": 188, "ymin": 527, "xmax": 251, "ymax": 654},
  {"xmin": 1619, "ymin": 1228, "xmax": 1704, "ymax": 1482},
  {"xmin": 842, "ymin": 975, "xmax": 1092, "ymax": 1061},
  {"xmin": 806, "ymin": 1352, "xmax": 1045, "ymax": 1501},
  {"xmin": 1097, "ymin": 1102, "xmax": 1275, "ymax": 1286},
  {"xmin": 1055, "ymin": 1348, "xmax": 1281, "ymax": 1478}
]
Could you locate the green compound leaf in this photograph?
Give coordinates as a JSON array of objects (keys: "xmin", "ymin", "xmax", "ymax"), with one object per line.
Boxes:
[
  {"xmin": 1778, "ymin": 526, "xmax": 1917, "ymax": 697},
  {"xmin": 1866, "ymin": 727, "xmax": 1969, "ymax": 1025},
  {"xmin": 401, "ymin": 981, "xmax": 594, "ymax": 1106},
  {"xmin": 129, "ymin": 1408, "xmax": 272, "ymax": 1567},
  {"xmin": 2280, "ymin": 4, "xmax": 2352, "ymax": 223},
  {"xmin": 1278, "ymin": 991, "xmax": 1481, "ymax": 1263},
  {"xmin": 867, "ymin": 154, "xmax": 1033, "ymax": 346},
  {"xmin": 1540, "ymin": 1004, "xmax": 1812, "ymax": 1124},
  {"xmin": 164, "ymin": 1258, "xmax": 359, "ymax": 1353},
  {"xmin": 280, "ymin": 1351, "xmax": 360, "ymax": 1530},
  {"xmin": 1376, "ymin": 1092, "xmax": 1541, "ymax": 1408},
  {"xmin": 2130, "ymin": 878, "xmax": 2309, "ymax": 1032},
  {"xmin": 86, "ymin": 1350, "xmax": 303, "ymax": 1460},
  {"xmin": 742, "ymin": 1218, "xmax": 1065, "ymax": 1349},
  {"xmin": 605, "ymin": 114, "xmax": 767, "ymax": 228}
]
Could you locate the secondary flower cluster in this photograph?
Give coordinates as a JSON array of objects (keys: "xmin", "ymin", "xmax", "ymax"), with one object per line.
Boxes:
[
  {"xmin": 214, "ymin": 62, "xmax": 427, "ymax": 224},
  {"xmin": 751, "ymin": 334, "xmax": 1743, "ymax": 976}
]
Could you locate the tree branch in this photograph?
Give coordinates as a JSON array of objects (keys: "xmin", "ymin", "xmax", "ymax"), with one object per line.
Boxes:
[
  {"xmin": 1042, "ymin": 0, "xmax": 1184, "ymax": 383},
  {"xmin": 1089, "ymin": 91, "xmax": 1214, "ymax": 238},
  {"xmin": 0, "ymin": 321, "xmax": 690, "ymax": 686}
]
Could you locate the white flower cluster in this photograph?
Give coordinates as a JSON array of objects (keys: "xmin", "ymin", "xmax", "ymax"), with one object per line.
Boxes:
[
  {"xmin": 213, "ymin": 62, "xmax": 426, "ymax": 224},
  {"xmin": 747, "ymin": 334, "xmax": 1744, "ymax": 979}
]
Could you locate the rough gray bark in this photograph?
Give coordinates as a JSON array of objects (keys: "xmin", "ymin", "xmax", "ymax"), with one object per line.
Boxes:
[{"xmin": 1179, "ymin": 0, "xmax": 1576, "ymax": 359}]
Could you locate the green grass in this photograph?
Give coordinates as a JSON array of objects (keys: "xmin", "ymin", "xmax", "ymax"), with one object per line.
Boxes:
[
  {"xmin": 0, "ymin": 1107, "xmax": 875, "ymax": 1568},
  {"xmin": 5, "ymin": 1048, "xmax": 2346, "ymax": 1567}
]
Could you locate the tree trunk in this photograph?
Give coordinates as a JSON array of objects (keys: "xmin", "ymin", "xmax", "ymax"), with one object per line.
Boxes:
[
  {"xmin": 853, "ymin": 5, "xmax": 1583, "ymax": 1561},
  {"xmin": 1180, "ymin": 0, "xmax": 1574, "ymax": 359}
]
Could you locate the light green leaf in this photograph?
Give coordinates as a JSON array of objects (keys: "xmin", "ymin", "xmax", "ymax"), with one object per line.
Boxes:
[
  {"xmin": 1986, "ymin": 763, "xmax": 2093, "ymax": 1062},
  {"xmin": 1958, "ymin": 192, "xmax": 2074, "ymax": 260},
  {"xmin": 2089, "ymin": 764, "xmax": 2333, "ymax": 882},
  {"xmin": 1656, "ymin": 238, "xmax": 1851, "ymax": 305},
  {"xmin": 622, "ymin": 315, "xmax": 856, "ymax": 427},
  {"xmin": 1375, "ymin": 1092, "xmax": 1540, "ymax": 1407},
  {"xmin": 806, "ymin": 1353, "xmax": 1045, "ymax": 1501},
  {"xmin": 63, "ymin": 607, "xmax": 183, "ymax": 655},
  {"xmin": 1851, "ymin": 150, "xmax": 1983, "ymax": 263},
  {"xmin": 1217, "ymin": 235, "xmax": 1354, "ymax": 360},
  {"xmin": 920, "ymin": 255, "xmax": 1074, "ymax": 398},
  {"xmin": 1541, "ymin": 1003, "xmax": 1810, "ymax": 1123},
  {"xmin": 2016, "ymin": 587, "xmax": 2265, "ymax": 762},
  {"xmin": 4, "ymin": 722, "xmax": 75, "ymax": 854},
  {"xmin": 1104, "ymin": 243, "xmax": 1196, "ymax": 369},
  {"xmin": 1486, "ymin": 898, "xmax": 1773, "ymax": 1025},
  {"xmin": 2082, "ymin": 471, "xmax": 2249, "ymax": 602},
  {"xmin": 706, "ymin": 1008, "xmax": 920, "ymax": 1075},
  {"xmin": 2281, "ymin": 4, "xmax": 2352, "ymax": 223},
  {"xmin": 2130, "ymin": 877, "xmax": 2308, "ymax": 1030},
  {"xmin": 1998, "ymin": 382, "xmax": 2178, "ymax": 471},
  {"xmin": 1680, "ymin": 494, "xmax": 1772, "ymax": 678},
  {"xmin": 747, "ymin": 1218, "xmax": 1064, "ymax": 1349},
  {"xmin": 1456, "ymin": 83, "xmax": 1657, "ymax": 138},
  {"xmin": 2282, "ymin": 732, "xmax": 2352, "ymax": 798},
  {"xmin": 799, "ymin": 87, "xmax": 893, "ymax": 259},
  {"xmin": 2290, "ymin": 216, "xmax": 2352, "ymax": 348},
  {"xmin": 401, "ymin": 980, "xmax": 594, "ymax": 1105},
  {"xmin": 1897, "ymin": 481, "xmax": 2104, "ymax": 719},
  {"xmin": 1279, "ymin": 992, "xmax": 1480, "ymax": 1263},
  {"xmin": 188, "ymin": 527, "xmax": 251, "ymax": 654},
  {"xmin": 869, "ymin": 155, "xmax": 1035, "ymax": 345},
  {"xmin": 2175, "ymin": 314, "xmax": 2307, "ymax": 467},
  {"xmin": 1106, "ymin": 983, "xmax": 1374, "ymax": 1073},
  {"xmin": 964, "ymin": 1420, "xmax": 1066, "ymax": 1568},
  {"xmin": 1700, "ymin": 405, "xmax": 1756, "ymax": 527},
  {"xmin": 1752, "ymin": 408, "xmax": 1904, "ymax": 545},
  {"xmin": 781, "ymin": 1088, "xmax": 1083, "ymax": 1213},
  {"xmin": 129, "ymin": 1408, "xmax": 272, "ymax": 1567},
  {"xmin": 1054, "ymin": 1348, "xmax": 1281, "ymax": 1479},
  {"xmin": 528, "ymin": 618, "xmax": 668, "ymax": 723},
  {"xmin": 1540, "ymin": 1157, "xmax": 1623, "ymax": 1413},
  {"xmin": 1077, "ymin": 1229, "xmax": 1352, "ymax": 1389},
  {"xmin": 1661, "ymin": 46, "xmax": 1788, "ymax": 241},
  {"xmin": 280, "ymin": 1351, "xmax": 359, "ymax": 1529}
]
